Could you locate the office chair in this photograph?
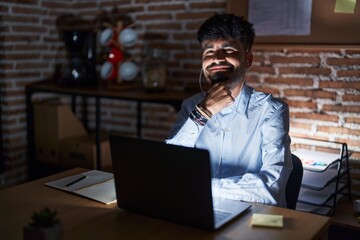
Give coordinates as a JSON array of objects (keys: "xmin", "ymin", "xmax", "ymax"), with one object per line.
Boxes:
[{"xmin": 285, "ymin": 154, "xmax": 303, "ymax": 209}]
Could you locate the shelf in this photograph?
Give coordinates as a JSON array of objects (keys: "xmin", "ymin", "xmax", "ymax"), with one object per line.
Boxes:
[
  {"xmin": 301, "ymin": 165, "xmax": 350, "ymax": 190},
  {"xmin": 298, "ymin": 182, "xmax": 346, "ymax": 206},
  {"xmin": 292, "ymin": 140, "xmax": 351, "ymax": 216},
  {"xmin": 296, "ymin": 194, "xmax": 344, "ymax": 215}
]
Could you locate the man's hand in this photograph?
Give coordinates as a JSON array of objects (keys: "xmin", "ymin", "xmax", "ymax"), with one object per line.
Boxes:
[{"xmin": 199, "ymin": 82, "xmax": 235, "ymax": 116}]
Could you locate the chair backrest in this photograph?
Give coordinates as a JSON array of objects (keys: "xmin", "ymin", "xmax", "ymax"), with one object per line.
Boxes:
[{"xmin": 285, "ymin": 154, "xmax": 303, "ymax": 209}]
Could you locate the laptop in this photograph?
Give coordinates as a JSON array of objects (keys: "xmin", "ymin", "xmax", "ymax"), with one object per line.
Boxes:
[{"xmin": 109, "ymin": 135, "xmax": 252, "ymax": 230}]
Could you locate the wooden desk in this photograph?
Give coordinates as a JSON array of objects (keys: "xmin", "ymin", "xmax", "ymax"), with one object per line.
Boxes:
[
  {"xmin": 25, "ymin": 80, "xmax": 196, "ymax": 172},
  {"xmin": 329, "ymin": 197, "xmax": 360, "ymax": 239},
  {"xmin": 0, "ymin": 168, "xmax": 330, "ymax": 240}
]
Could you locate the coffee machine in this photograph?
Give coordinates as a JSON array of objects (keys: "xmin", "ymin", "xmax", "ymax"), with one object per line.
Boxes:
[{"xmin": 58, "ymin": 30, "xmax": 97, "ymax": 87}]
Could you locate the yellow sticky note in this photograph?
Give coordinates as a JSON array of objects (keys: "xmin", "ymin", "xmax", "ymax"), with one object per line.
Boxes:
[
  {"xmin": 251, "ymin": 213, "xmax": 283, "ymax": 228},
  {"xmin": 334, "ymin": 0, "xmax": 357, "ymax": 13}
]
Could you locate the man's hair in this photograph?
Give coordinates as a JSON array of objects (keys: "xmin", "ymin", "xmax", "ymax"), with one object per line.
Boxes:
[{"xmin": 197, "ymin": 13, "xmax": 255, "ymax": 52}]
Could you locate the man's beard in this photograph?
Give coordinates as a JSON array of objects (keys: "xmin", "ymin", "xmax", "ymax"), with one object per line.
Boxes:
[
  {"xmin": 206, "ymin": 63, "xmax": 247, "ymax": 87},
  {"xmin": 209, "ymin": 71, "xmax": 229, "ymax": 84}
]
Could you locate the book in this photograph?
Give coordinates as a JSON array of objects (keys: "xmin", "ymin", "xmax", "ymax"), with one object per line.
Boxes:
[
  {"xmin": 251, "ymin": 213, "xmax": 283, "ymax": 228},
  {"xmin": 45, "ymin": 170, "xmax": 117, "ymax": 204}
]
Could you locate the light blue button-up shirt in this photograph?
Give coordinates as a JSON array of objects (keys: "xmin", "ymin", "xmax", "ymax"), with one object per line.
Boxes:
[{"xmin": 166, "ymin": 83, "xmax": 292, "ymax": 207}]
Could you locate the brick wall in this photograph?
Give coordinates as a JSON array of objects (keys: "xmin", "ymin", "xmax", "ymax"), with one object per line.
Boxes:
[{"xmin": 1, "ymin": 1, "xmax": 359, "ymax": 197}]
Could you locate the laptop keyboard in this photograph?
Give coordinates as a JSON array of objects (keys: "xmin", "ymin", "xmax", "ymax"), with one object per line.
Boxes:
[{"xmin": 214, "ymin": 209, "xmax": 232, "ymax": 222}]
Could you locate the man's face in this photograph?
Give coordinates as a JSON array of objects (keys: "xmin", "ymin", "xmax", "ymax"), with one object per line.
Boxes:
[{"xmin": 201, "ymin": 38, "xmax": 251, "ymax": 87}]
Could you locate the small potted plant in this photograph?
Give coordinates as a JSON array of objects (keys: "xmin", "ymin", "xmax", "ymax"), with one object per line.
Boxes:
[{"xmin": 23, "ymin": 207, "xmax": 63, "ymax": 240}]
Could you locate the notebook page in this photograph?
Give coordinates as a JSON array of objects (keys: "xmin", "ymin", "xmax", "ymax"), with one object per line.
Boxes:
[
  {"xmin": 75, "ymin": 180, "xmax": 117, "ymax": 204},
  {"xmin": 45, "ymin": 170, "xmax": 116, "ymax": 204}
]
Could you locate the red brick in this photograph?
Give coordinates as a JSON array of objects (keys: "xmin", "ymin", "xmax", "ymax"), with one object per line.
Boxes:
[
  {"xmin": 4, "ymin": 72, "xmax": 41, "ymax": 79},
  {"xmin": 345, "ymin": 49, "xmax": 360, "ymax": 55},
  {"xmin": 249, "ymin": 66, "xmax": 275, "ymax": 74},
  {"xmin": 289, "ymin": 121, "xmax": 312, "ymax": 130},
  {"xmin": 0, "ymin": 5, "xmax": 9, "ymax": 12},
  {"xmin": 337, "ymin": 70, "xmax": 360, "ymax": 78},
  {"xmin": 3, "ymin": 63, "xmax": 14, "ymax": 70},
  {"xmin": 290, "ymin": 132, "xmax": 329, "ymax": 141},
  {"xmin": 41, "ymin": 1, "xmax": 72, "ymax": 8},
  {"xmin": 14, "ymin": 44, "xmax": 49, "ymax": 51},
  {"xmin": 327, "ymin": 57, "xmax": 360, "ymax": 66},
  {"xmin": 290, "ymin": 112, "xmax": 339, "ymax": 122},
  {"xmin": 245, "ymin": 75, "xmax": 261, "ymax": 84},
  {"xmin": 148, "ymin": 3, "xmax": 185, "ymax": 11},
  {"xmin": 135, "ymin": 0, "xmax": 165, "ymax": 3},
  {"xmin": 176, "ymin": 12, "xmax": 213, "ymax": 20},
  {"xmin": 286, "ymin": 48, "xmax": 342, "ymax": 54},
  {"xmin": 3, "ymin": 90, "xmax": 25, "ymax": 97},
  {"xmin": 146, "ymin": 23, "xmax": 182, "ymax": 30},
  {"xmin": 136, "ymin": 13, "xmax": 172, "ymax": 21},
  {"xmin": 284, "ymin": 89, "xmax": 337, "ymax": 100},
  {"xmin": 345, "ymin": 117, "xmax": 360, "ymax": 124},
  {"xmin": 4, "ymin": 34, "xmax": 40, "ymax": 42},
  {"xmin": 264, "ymin": 77, "xmax": 313, "ymax": 86},
  {"xmin": 189, "ymin": 2, "xmax": 226, "ymax": 9},
  {"xmin": 285, "ymin": 99, "xmax": 317, "ymax": 109},
  {"xmin": 270, "ymin": 56, "xmax": 320, "ymax": 65},
  {"xmin": 351, "ymin": 152, "xmax": 360, "ymax": 160},
  {"xmin": 322, "ymin": 104, "xmax": 360, "ymax": 113},
  {"xmin": 174, "ymin": 52, "xmax": 201, "ymax": 60},
  {"xmin": 172, "ymin": 33, "xmax": 196, "ymax": 40},
  {"xmin": 72, "ymin": 2, "xmax": 97, "ymax": 8},
  {"xmin": 185, "ymin": 21, "xmax": 203, "ymax": 30},
  {"xmin": 343, "ymin": 94, "xmax": 360, "ymax": 102},
  {"xmin": 12, "ymin": 25, "xmax": 47, "ymax": 33},
  {"xmin": 279, "ymin": 67, "xmax": 331, "ymax": 76},
  {"xmin": 2, "ymin": 15, "xmax": 39, "ymax": 23},
  {"xmin": 318, "ymin": 126, "xmax": 360, "ymax": 136},
  {"xmin": 334, "ymin": 138, "xmax": 360, "ymax": 148},
  {"xmin": 252, "ymin": 55, "xmax": 266, "ymax": 63},
  {"xmin": 319, "ymin": 80, "xmax": 360, "ymax": 89},
  {"xmin": 2, "ymin": 0, "xmax": 37, "ymax": 4},
  {"xmin": 5, "ymin": 53, "xmax": 40, "ymax": 60},
  {"xmin": 13, "ymin": 6, "xmax": 47, "ymax": 15}
]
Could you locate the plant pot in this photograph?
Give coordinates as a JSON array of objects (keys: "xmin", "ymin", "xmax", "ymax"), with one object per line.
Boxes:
[{"xmin": 23, "ymin": 223, "xmax": 63, "ymax": 240}]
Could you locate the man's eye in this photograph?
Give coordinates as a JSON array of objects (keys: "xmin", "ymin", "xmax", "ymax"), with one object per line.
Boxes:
[
  {"xmin": 204, "ymin": 50, "xmax": 214, "ymax": 55},
  {"xmin": 224, "ymin": 48, "xmax": 236, "ymax": 54},
  {"xmin": 204, "ymin": 50, "xmax": 214, "ymax": 56}
]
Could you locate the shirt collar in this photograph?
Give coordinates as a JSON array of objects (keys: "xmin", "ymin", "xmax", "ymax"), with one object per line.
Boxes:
[{"xmin": 219, "ymin": 82, "xmax": 252, "ymax": 118}]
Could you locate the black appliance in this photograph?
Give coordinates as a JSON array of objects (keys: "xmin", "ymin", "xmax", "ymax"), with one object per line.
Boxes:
[{"xmin": 58, "ymin": 30, "xmax": 97, "ymax": 87}]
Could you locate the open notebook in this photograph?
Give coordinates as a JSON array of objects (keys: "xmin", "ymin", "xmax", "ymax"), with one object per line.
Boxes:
[{"xmin": 45, "ymin": 170, "xmax": 116, "ymax": 204}]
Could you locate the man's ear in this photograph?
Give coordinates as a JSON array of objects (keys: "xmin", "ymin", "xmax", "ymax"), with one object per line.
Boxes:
[{"xmin": 245, "ymin": 52, "xmax": 253, "ymax": 68}]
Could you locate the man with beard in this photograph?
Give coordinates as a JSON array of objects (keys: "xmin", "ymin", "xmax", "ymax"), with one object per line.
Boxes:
[{"xmin": 166, "ymin": 13, "xmax": 292, "ymax": 208}]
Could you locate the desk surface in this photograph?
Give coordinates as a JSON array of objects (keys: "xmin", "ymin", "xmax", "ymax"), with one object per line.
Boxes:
[
  {"xmin": 0, "ymin": 168, "xmax": 330, "ymax": 240},
  {"xmin": 331, "ymin": 197, "xmax": 360, "ymax": 230}
]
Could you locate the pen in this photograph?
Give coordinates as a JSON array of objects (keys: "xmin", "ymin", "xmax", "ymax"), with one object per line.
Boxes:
[{"xmin": 65, "ymin": 175, "xmax": 87, "ymax": 188}]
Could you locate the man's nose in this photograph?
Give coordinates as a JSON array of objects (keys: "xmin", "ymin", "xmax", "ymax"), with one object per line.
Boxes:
[{"xmin": 213, "ymin": 50, "xmax": 226, "ymax": 62}]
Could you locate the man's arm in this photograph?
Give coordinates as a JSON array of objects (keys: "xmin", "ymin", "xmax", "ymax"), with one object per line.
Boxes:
[{"xmin": 166, "ymin": 96, "xmax": 205, "ymax": 147}]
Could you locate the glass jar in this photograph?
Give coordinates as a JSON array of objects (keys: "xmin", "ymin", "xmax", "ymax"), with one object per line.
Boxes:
[{"xmin": 142, "ymin": 48, "xmax": 168, "ymax": 91}]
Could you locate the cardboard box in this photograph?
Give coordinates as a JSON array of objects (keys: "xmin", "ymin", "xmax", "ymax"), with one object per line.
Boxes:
[
  {"xmin": 60, "ymin": 135, "xmax": 111, "ymax": 169},
  {"xmin": 33, "ymin": 100, "xmax": 87, "ymax": 165}
]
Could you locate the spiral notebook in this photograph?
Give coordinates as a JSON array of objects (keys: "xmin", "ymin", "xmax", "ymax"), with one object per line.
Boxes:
[{"xmin": 45, "ymin": 170, "xmax": 117, "ymax": 204}]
